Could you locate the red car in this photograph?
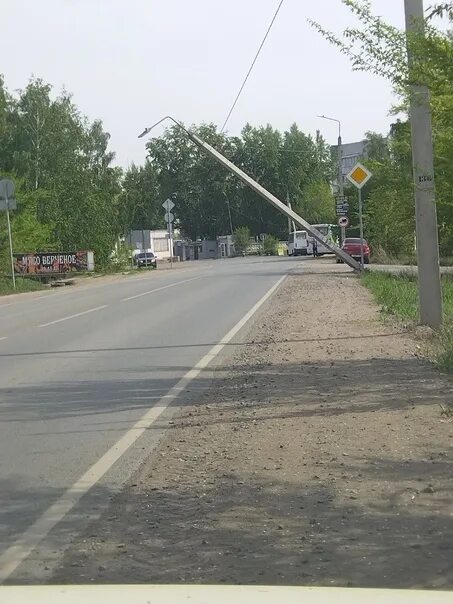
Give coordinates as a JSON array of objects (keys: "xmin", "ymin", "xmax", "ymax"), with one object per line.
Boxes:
[{"xmin": 337, "ymin": 238, "xmax": 370, "ymax": 264}]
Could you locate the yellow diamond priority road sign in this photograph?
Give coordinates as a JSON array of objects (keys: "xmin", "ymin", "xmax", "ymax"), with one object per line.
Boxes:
[{"xmin": 346, "ymin": 162, "xmax": 372, "ymax": 189}]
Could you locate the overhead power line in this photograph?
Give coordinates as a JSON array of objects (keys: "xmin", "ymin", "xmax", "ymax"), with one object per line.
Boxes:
[{"xmin": 220, "ymin": 0, "xmax": 285, "ymax": 134}]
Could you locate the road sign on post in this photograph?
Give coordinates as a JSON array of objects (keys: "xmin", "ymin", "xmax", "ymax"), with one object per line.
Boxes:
[
  {"xmin": 162, "ymin": 198, "xmax": 175, "ymax": 212},
  {"xmin": 338, "ymin": 216, "xmax": 349, "ymax": 228},
  {"xmin": 346, "ymin": 163, "xmax": 372, "ymax": 190},
  {"xmin": 346, "ymin": 163, "xmax": 372, "ymax": 268},
  {"xmin": 335, "ymin": 203, "xmax": 349, "ymax": 216},
  {"xmin": 162, "ymin": 199, "xmax": 175, "ymax": 268},
  {"xmin": 0, "ymin": 199, "xmax": 17, "ymax": 211},
  {"xmin": 335, "ymin": 195, "xmax": 349, "ymax": 243},
  {"xmin": 0, "ymin": 179, "xmax": 17, "ymax": 289}
]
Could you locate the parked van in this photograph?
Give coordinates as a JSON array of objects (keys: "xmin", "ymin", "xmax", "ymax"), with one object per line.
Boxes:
[{"xmin": 287, "ymin": 230, "xmax": 309, "ymax": 256}]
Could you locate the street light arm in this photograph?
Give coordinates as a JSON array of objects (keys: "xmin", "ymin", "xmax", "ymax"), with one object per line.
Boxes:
[
  {"xmin": 138, "ymin": 115, "xmax": 192, "ymax": 139},
  {"xmin": 317, "ymin": 115, "xmax": 341, "ymax": 139}
]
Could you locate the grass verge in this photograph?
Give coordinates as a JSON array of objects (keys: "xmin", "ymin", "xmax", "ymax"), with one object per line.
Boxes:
[
  {"xmin": 362, "ymin": 271, "xmax": 453, "ymax": 371},
  {"xmin": 0, "ymin": 277, "xmax": 46, "ymax": 296},
  {"xmin": 370, "ymin": 246, "xmax": 453, "ymax": 267}
]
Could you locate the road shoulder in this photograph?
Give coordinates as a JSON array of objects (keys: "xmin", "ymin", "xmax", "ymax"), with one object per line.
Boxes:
[{"xmin": 52, "ymin": 263, "xmax": 453, "ymax": 588}]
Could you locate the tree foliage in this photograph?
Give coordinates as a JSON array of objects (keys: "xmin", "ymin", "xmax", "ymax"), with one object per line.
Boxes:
[
  {"xmin": 0, "ymin": 76, "xmax": 122, "ymax": 270},
  {"xmin": 133, "ymin": 121, "xmax": 335, "ymax": 241},
  {"xmin": 312, "ymin": 1, "xmax": 453, "ymax": 258},
  {"xmin": 1, "ymin": 76, "xmax": 337, "ymax": 271}
]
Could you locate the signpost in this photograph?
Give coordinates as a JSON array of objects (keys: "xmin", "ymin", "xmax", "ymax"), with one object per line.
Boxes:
[
  {"xmin": 346, "ymin": 163, "xmax": 372, "ymax": 268},
  {"xmin": 162, "ymin": 198, "xmax": 175, "ymax": 268},
  {"xmin": 335, "ymin": 195, "xmax": 349, "ymax": 245},
  {"xmin": 335, "ymin": 201, "xmax": 349, "ymax": 216},
  {"xmin": 0, "ymin": 179, "xmax": 17, "ymax": 289},
  {"xmin": 338, "ymin": 216, "xmax": 349, "ymax": 228}
]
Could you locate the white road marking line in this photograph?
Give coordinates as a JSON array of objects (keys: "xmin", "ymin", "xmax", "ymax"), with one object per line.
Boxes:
[
  {"xmin": 122, "ymin": 276, "xmax": 203, "ymax": 301},
  {"xmin": 0, "ymin": 337, "xmax": 7, "ymax": 341},
  {"xmin": 39, "ymin": 305, "xmax": 108, "ymax": 328},
  {"xmin": 0, "ymin": 303, "xmax": 13, "ymax": 309},
  {"xmin": 0, "ymin": 273, "xmax": 286, "ymax": 583}
]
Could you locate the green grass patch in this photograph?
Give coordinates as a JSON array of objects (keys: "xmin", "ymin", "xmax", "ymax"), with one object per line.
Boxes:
[
  {"xmin": 361, "ymin": 271, "xmax": 420, "ymax": 321},
  {"xmin": 370, "ymin": 246, "xmax": 453, "ymax": 267},
  {"xmin": 0, "ymin": 276, "xmax": 46, "ymax": 296},
  {"xmin": 362, "ymin": 271, "xmax": 453, "ymax": 372},
  {"xmin": 362, "ymin": 271, "xmax": 453, "ymax": 322}
]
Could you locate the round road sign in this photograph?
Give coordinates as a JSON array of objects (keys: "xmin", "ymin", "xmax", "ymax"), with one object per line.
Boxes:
[{"xmin": 338, "ymin": 216, "xmax": 349, "ymax": 228}]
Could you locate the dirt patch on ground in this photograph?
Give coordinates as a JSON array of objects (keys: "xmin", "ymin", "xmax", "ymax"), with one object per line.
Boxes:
[{"xmin": 53, "ymin": 263, "xmax": 453, "ymax": 588}]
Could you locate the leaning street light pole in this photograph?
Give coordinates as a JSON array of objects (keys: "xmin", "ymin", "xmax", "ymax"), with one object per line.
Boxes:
[
  {"xmin": 404, "ymin": 0, "xmax": 442, "ymax": 328},
  {"xmin": 137, "ymin": 116, "xmax": 361, "ymax": 271}
]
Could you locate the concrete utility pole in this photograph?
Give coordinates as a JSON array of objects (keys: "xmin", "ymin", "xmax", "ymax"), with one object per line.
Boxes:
[
  {"xmin": 318, "ymin": 115, "xmax": 345, "ymax": 242},
  {"xmin": 404, "ymin": 0, "xmax": 442, "ymax": 328}
]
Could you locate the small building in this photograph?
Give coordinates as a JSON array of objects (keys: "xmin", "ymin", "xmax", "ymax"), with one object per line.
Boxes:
[
  {"xmin": 217, "ymin": 235, "xmax": 235, "ymax": 258},
  {"xmin": 125, "ymin": 229, "xmax": 179, "ymax": 260},
  {"xmin": 188, "ymin": 240, "xmax": 218, "ymax": 261}
]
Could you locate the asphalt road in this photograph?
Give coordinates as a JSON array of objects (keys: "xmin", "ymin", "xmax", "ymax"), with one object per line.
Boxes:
[{"xmin": 0, "ymin": 256, "xmax": 305, "ymax": 583}]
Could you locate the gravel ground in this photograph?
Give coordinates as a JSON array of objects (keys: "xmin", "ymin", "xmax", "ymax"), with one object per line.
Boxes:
[{"xmin": 52, "ymin": 261, "xmax": 453, "ymax": 588}]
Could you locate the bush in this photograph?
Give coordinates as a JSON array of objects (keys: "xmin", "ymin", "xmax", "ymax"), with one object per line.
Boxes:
[
  {"xmin": 233, "ymin": 226, "xmax": 251, "ymax": 254},
  {"xmin": 263, "ymin": 235, "xmax": 279, "ymax": 255}
]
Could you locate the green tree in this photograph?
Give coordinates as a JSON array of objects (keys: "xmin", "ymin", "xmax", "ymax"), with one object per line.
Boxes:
[
  {"xmin": 0, "ymin": 76, "xmax": 123, "ymax": 269},
  {"xmin": 119, "ymin": 162, "xmax": 163, "ymax": 232},
  {"xmin": 146, "ymin": 123, "xmax": 237, "ymax": 240},
  {"xmin": 138, "ymin": 122, "xmax": 335, "ymax": 242},
  {"xmin": 311, "ymin": 1, "xmax": 453, "ymax": 257},
  {"xmin": 0, "ymin": 176, "xmax": 56, "ymax": 271}
]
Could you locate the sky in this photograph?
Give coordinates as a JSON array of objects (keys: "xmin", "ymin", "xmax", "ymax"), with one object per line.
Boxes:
[{"xmin": 0, "ymin": 0, "xmax": 405, "ymax": 168}]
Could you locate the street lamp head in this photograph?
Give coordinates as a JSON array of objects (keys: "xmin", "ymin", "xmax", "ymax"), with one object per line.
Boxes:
[
  {"xmin": 137, "ymin": 115, "xmax": 190, "ymax": 140},
  {"xmin": 138, "ymin": 127, "xmax": 151, "ymax": 139}
]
